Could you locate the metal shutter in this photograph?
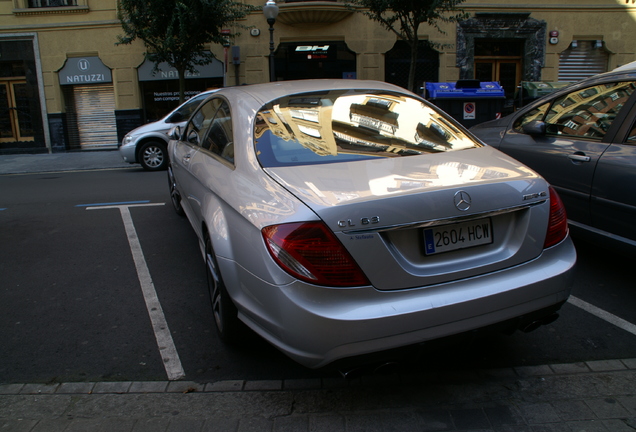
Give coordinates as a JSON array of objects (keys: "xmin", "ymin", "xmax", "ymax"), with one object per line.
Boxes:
[
  {"xmin": 559, "ymin": 40, "xmax": 609, "ymax": 82},
  {"xmin": 73, "ymin": 84, "xmax": 118, "ymax": 149}
]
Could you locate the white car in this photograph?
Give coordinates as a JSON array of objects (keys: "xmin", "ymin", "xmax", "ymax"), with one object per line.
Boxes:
[
  {"xmin": 168, "ymin": 79, "xmax": 576, "ymax": 369},
  {"xmin": 119, "ymin": 90, "xmax": 217, "ymax": 170}
]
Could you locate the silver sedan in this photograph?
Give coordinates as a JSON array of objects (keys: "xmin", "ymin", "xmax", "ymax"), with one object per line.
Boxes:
[{"xmin": 167, "ymin": 79, "xmax": 576, "ymax": 369}]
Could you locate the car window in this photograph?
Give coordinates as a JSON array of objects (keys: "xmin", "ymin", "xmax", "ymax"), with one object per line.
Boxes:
[
  {"xmin": 542, "ymin": 81, "xmax": 636, "ymax": 140},
  {"xmin": 254, "ymin": 90, "xmax": 480, "ymax": 168},
  {"xmin": 513, "ymin": 102, "xmax": 550, "ymax": 131},
  {"xmin": 201, "ymin": 100, "xmax": 234, "ymax": 164},
  {"xmin": 184, "ymin": 98, "xmax": 222, "ymax": 147},
  {"xmin": 625, "ymin": 117, "xmax": 636, "ymax": 144},
  {"xmin": 171, "ymin": 92, "xmax": 210, "ymax": 121}
]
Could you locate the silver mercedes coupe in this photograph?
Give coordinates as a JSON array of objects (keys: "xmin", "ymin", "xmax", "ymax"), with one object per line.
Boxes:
[{"xmin": 167, "ymin": 79, "xmax": 576, "ymax": 369}]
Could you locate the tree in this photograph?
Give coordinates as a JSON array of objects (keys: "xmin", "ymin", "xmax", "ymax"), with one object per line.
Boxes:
[
  {"xmin": 117, "ymin": 0, "xmax": 256, "ymax": 102},
  {"xmin": 347, "ymin": 0, "xmax": 468, "ymax": 92}
]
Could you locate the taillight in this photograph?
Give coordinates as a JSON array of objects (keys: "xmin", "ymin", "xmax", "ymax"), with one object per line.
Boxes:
[
  {"xmin": 262, "ymin": 221, "xmax": 370, "ymax": 287},
  {"xmin": 544, "ymin": 186, "xmax": 568, "ymax": 248}
]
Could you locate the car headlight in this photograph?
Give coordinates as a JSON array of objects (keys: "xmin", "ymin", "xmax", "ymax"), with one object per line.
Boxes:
[{"xmin": 123, "ymin": 135, "xmax": 134, "ymax": 145}]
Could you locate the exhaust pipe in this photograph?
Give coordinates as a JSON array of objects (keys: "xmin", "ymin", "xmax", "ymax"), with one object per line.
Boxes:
[{"xmin": 521, "ymin": 312, "xmax": 559, "ymax": 333}]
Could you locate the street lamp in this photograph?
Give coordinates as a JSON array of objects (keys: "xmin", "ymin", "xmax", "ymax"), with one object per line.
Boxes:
[{"xmin": 263, "ymin": 0, "xmax": 279, "ymax": 82}]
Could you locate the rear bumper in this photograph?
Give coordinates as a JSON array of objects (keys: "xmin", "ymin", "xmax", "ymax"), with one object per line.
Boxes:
[{"xmin": 230, "ymin": 236, "xmax": 576, "ymax": 369}]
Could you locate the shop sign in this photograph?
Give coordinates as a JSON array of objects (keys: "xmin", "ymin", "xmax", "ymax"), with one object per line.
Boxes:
[
  {"xmin": 295, "ymin": 45, "xmax": 331, "ymax": 60},
  {"xmin": 137, "ymin": 53, "xmax": 223, "ymax": 82},
  {"xmin": 58, "ymin": 57, "xmax": 112, "ymax": 86}
]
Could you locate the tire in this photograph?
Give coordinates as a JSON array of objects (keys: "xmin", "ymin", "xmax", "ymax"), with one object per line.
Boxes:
[
  {"xmin": 138, "ymin": 141, "xmax": 168, "ymax": 171},
  {"xmin": 205, "ymin": 236, "xmax": 244, "ymax": 343},
  {"xmin": 167, "ymin": 165, "xmax": 185, "ymax": 216}
]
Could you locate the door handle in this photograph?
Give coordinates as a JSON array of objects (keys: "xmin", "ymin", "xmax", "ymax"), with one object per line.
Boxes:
[
  {"xmin": 182, "ymin": 154, "xmax": 192, "ymax": 164},
  {"xmin": 568, "ymin": 153, "xmax": 591, "ymax": 163}
]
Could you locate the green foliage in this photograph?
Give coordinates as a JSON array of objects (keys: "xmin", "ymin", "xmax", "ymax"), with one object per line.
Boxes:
[
  {"xmin": 346, "ymin": 0, "xmax": 467, "ymax": 41},
  {"xmin": 117, "ymin": 0, "xmax": 256, "ymax": 99},
  {"xmin": 346, "ymin": 0, "xmax": 468, "ymax": 91}
]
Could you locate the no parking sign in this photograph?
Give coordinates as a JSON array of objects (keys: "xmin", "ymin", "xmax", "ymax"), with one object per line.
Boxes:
[{"xmin": 463, "ymin": 102, "xmax": 476, "ymax": 120}]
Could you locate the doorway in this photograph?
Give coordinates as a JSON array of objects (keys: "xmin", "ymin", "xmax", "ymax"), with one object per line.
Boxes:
[
  {"xmin": 0, "ymin": 80, "xmax": 35, "ymax": 143},
  {"xmin": 474, "ymin": 38, "xmax": 523, "ymax": 103}
]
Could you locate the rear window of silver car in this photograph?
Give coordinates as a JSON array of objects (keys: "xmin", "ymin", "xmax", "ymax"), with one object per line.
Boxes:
[{"xmin": 254, "ymin": 90, "xmax": 481, "ymax": 167}]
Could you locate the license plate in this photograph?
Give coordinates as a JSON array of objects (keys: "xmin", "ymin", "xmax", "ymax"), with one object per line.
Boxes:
[{"xmin": 424, "ymin": 218, "xmax": 493, "ymax": 255}]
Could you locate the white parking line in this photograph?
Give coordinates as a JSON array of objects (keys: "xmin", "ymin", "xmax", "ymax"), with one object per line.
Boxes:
[
  {"xmin": 568, "ymin": 295, "xmax": 636, "ymax": 337},
  {"xmin": 86, "ymin": 203, "xmax": 185, "ymax": 381}
]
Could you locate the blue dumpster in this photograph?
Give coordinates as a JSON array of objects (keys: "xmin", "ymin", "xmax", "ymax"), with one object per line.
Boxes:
[{"xmin": 425, "ymin": 80, "xmax": 505, "ymax": 128}]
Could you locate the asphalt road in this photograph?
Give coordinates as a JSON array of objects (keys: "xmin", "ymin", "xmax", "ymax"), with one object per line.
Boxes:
[{"xmin": 1, "ymin": 168, "xmax": 635, "ymax": 385}]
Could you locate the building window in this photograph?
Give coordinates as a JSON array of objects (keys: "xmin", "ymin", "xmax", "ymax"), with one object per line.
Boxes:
[{"xmin": 28, "ymin": 0, "xmax": 77, "ymax": 6}]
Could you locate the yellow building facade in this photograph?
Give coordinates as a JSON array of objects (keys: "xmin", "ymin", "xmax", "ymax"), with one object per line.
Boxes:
[{"xmin": 1, "ymin": 0, "xmax": 634, "ymax": 154}]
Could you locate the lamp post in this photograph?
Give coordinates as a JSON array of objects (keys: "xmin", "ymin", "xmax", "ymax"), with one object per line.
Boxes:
[{"xmin": 263, "ymin": 0, "xmax": 279, "ymax": 82}]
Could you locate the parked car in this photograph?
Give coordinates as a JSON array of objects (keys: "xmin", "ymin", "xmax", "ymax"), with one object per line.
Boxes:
[
  {"xmin": 167, "ymin": 79, "xmax": 576, "ymax": 369},
  {"xmin": 470, "ymin": 66, "xmax": 636, "ymax": 251},
  {"xmin": 119, "ymin": 89, "xmax": 217, "ymax": 170}
]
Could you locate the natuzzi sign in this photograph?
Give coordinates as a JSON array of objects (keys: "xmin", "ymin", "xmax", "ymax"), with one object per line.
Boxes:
[{"xmin": 58, "ymin": 57, "xmax": 112, "ymax": 86}]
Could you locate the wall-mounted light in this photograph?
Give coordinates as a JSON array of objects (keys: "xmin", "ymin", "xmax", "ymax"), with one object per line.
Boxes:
[
  {"xmin": 570, "ymin": 40, "xmax": 578, "ymax": 49},
  {"xmin": 595, "ymin": 40, "xmax": 603, "ymax": 49}
]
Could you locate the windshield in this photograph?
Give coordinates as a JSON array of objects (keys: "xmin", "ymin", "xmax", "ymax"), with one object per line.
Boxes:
[{"xmin": 254, "ymin": 90, "xmax": 480, "ymax": 167}]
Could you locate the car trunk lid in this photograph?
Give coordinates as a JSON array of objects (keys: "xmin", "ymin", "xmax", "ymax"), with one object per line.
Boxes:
[{"xmin": 264, "ymin": 146, "xmax": 552, "ymax": 290}]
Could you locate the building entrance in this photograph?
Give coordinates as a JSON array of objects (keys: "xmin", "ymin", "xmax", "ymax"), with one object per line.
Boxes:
[
  {"xmin": 0, "ymin": 79, "xmax": 34, "ymax": 143},
  {"xmin": 474, "ymin": 38, "xmax": 523, "ymax": 102},
  {"xmin": 274, "ymin": 41, "xmax": 356, "ymax": 81}
]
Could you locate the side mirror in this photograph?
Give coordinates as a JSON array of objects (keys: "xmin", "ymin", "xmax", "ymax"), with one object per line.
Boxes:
[
  {"xmin": 169, "ymin": 126, "xmax": 182, "ymax": 140},
  {"xmin": 522, "ymin": 120, "xmax": 546, "ymax": 136},
  {"xmin": 187, "ymin": 130, "xmax": 200, "ymax": 145}
]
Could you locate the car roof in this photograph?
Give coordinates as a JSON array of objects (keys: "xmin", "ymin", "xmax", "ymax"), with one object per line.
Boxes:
[
  {"xmin": 203, "ymin": 79, "xmax": 413, "ymax": 107},
  {"xmin": 613, "ymin": 61, "xmax": 636, "ymax": 72}
]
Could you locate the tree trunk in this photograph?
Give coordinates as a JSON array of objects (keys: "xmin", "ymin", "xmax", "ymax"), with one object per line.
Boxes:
[
  {"xmin": 177, "ymin": 66, "xmax": 187, "ymax": 103},
  {"xmin": 408, "ymin": 40, "xmax": 419, "ymax": 94}
]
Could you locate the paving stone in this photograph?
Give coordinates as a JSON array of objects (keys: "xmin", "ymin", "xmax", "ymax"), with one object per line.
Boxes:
[
  {"xmin": 585, "ymin": 397, "xmax": 631, "ymax": 418},
  {"xmin": 484, "ymin": 405, "xmax": 525, "ymax": 427},
  {"xmin": 92, "ymin": 381, "xmax": 132, "ymax": 394},
  {"xmin": 549, "ymin": 362, "xmax": 589, "ymax": 375},
  {"xmin": 64, "ymin": 418, "xmax": 136, "ymax": 432},
  {"xmin": 19, "ymin": 383, "xmax": 59, "ymax": 394},
  {"xmin": 518, "ymin": 403, "xmax": 561, "ymax": 424},
  {"xmin": 166, "ymin": 417, "xmax": 206, "ymax": 432},
  {"xmin": 563, "ymin": 419, "xmax": 609, "ymax": 432},
  {"xmin": 243, "ymin": 380, "xmax": 282, "ymax": 391},
  {"xmin": 132, "ymin": 418, "xmax": 170, "ymax": 432},
  {"xmin": 309, "ymin": 414, "xmax": 346, "ymax": 431},
  {"xmin": 166, "ymin": 381, "xmax": 205, "ymax": 393},
  {"xmin": 415, "ymin": 409, "xmax": 453, "ymax": 431},
  {"xmin": 205, "ymin": 380, "xmax": 244, "ymax": 392},
  {"xmin": 621, "ymin": 358, "xmax": 636, "ymax": 369},
  {"xmin": 450, "ymin": 408, "xmax": 490, "ymax": 429},
  {"xmin": 0, "ymin": 419, "xmax": 39, "ymax": 432},
  {"xmin": 586, "ymin": 360, "xmax": 627, "ymax": 372},
  {"xmin": 283, "ymin": 379, "xmax": 322, "ymax": 390},
  {"xmin": 201, "ymin": 417, "xmax": 240, "ymax": 432},
  {"xmin": 0, "ymin": 384, "xmax": 24, "ymax": 395},
  {"xmin": 551, "ymin": 400, "xmax": 595, "ymax": 421},
  {"xmin": 56, "ymin": 382, "xmax": 95, "ymax": 394},
  {"xmin": 273, "ymin": 414, "xmax": 309, "ymax": 431},
  {"xmin": 602, "ymin": 418, "xmax": 636, "ymax": 432},
  {"xmin": 30, "ymin": 419, "xmax": 74, "ymax": 432},
  {"xmin": 514, "ymin": 365, "xmax": 553, "ymax": 377},
  {"xmin": 129, "ymin": 381, "xmax": 168, "ymax": 393},
  {"xmin": 617, "ymin": 395, "xmax": 636, "ymax": 415},
  {"xmin": 237, "ymin": 416, "xmax": 273, "ymax": 432},
  {"xmin": 344, "ymin": 413, "xmax": 384, "ymax": 432}
]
